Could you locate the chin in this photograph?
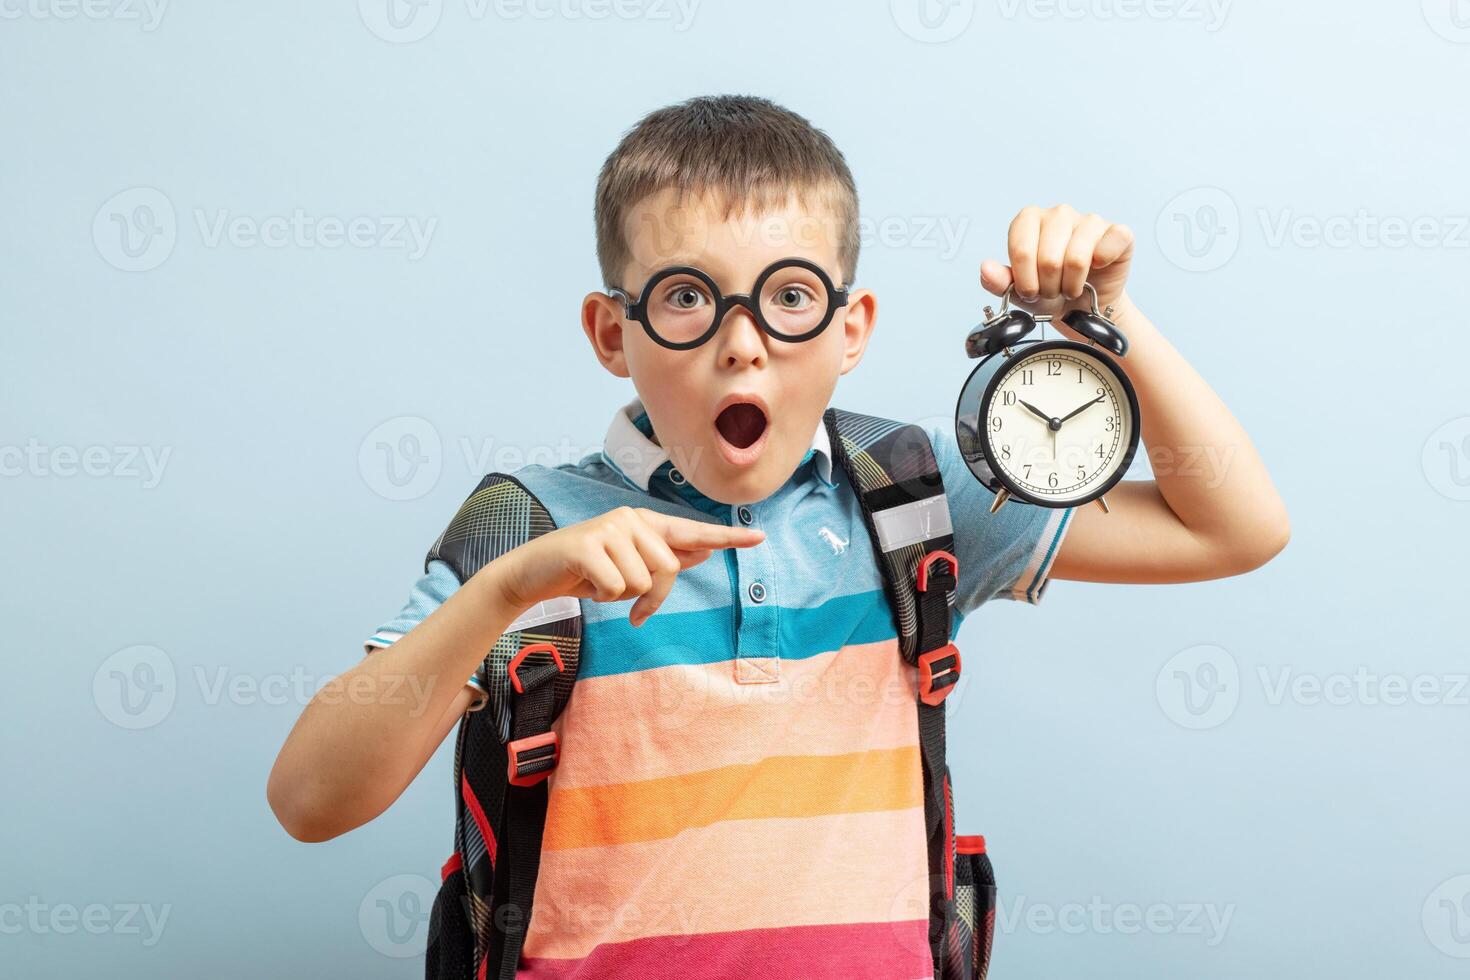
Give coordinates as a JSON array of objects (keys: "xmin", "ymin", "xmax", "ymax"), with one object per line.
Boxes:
[{"xmin": 689, "ymin": 452, "xmax": 794, "ymax": 506}]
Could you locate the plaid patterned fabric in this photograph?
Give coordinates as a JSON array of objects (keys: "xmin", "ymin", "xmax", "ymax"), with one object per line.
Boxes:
[{"xmin": 428, "ymin": 474, "xmax": 581, "ymax": 744}]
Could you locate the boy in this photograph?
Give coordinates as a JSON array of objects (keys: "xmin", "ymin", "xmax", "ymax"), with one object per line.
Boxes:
[{"xmin": 269, "ymin": 95, "xmax": 1287, "ymax": 977}]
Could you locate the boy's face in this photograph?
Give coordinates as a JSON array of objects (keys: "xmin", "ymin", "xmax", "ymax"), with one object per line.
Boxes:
[{"xmin": 583, "ymin": 188, "xmax": 876, "ymax": 505}]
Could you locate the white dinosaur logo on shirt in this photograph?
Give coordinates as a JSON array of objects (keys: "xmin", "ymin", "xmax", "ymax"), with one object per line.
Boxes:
[{"xmin": 817, "ymin": 527, "xmax": 848, "ymax": 555}]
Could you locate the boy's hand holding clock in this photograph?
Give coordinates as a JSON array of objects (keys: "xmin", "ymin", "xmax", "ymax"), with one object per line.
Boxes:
[{"xmin": 962, "ymin": 203, "xmax": 1290, "ymax": 584}]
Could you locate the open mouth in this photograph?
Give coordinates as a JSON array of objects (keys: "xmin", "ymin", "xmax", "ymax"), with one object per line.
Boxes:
[{"xmin": 713, "ymin": 397, "xmax": 770, "ymax": 466}]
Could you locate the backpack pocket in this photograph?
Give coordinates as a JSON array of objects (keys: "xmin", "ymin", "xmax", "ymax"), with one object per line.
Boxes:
[
  {"xmin": 951, "ymin": 835, "xmax": 996, "ymax": 980},
  {"xmin": 425, "ymin": 853, "xmax": 475, "ymax": 980}
]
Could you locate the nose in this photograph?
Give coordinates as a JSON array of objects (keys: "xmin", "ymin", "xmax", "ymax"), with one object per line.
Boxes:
[{"xmin": 713, "ymin": 301, "xmax": 766, "ymax": 369}]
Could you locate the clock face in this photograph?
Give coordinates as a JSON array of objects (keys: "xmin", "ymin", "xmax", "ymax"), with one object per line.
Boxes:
[{"xmin": 980, "ymin": 343, "xmax": 1137, "ymax": 505}]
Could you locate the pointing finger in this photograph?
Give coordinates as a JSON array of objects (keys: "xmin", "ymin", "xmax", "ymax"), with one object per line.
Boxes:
[{"xmin": 638, "ymin": 511, "xmax": 765, "ymax": 551}]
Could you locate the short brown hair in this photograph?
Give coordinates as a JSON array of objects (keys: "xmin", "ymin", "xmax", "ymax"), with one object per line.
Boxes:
[{"xmin": 594, "ymin": 95, "xmax": 860, "ymax": 288}]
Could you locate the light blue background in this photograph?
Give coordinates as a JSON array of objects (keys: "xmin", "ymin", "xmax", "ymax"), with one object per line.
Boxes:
[{"xmin": 4, "ymin": 1, "xmax": 1468, "ymax": 977}]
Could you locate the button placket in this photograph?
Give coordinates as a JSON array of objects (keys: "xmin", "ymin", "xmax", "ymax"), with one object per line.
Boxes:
[{"xmin": 731, "ymin": 502, "xmax": 780, "ymax": 684}]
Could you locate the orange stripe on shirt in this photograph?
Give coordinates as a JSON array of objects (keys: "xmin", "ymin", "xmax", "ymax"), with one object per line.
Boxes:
[
  {"xmin": 549, "ymin": 639, "xmax": 920, "ymax": 790},
  {"xmin": 542, "ymin": 744, "xmax": 923, "ymax": 851},
  {"xmin": 523, "ymin": 807, "xmax": 932, "ymax": 961}
]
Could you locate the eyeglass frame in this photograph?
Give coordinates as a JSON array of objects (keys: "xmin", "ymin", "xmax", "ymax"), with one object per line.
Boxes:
[{"xmin": 607, "ymin": 256, "xmax": 851, "ymax": 351}]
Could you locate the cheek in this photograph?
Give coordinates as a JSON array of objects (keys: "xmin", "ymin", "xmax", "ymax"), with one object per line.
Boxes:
[
  {"xmin": 774, "ymin": 341, "xmax": 844, "ymax": 411},
  {"xmin": 626, "ymin": 342, "xmax": 703, "ymax": 415}
]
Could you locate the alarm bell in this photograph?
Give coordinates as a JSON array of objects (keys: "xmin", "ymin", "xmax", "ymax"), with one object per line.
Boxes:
[{"xmin": 964, "ymin": 281, "xmax": 1128, "ymax": 359}]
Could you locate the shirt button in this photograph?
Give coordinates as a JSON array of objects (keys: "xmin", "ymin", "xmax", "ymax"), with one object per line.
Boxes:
[
  {"xmin": 748, "ymin": 581, "xmax": 766, "ymax": 603},
  {"xmin": 736, "ymin": 505, "xmax": 754, "ymax": 525},
  {"xmin": 669, "ymin": 468, "xmax": 686, "ymax": 485}
]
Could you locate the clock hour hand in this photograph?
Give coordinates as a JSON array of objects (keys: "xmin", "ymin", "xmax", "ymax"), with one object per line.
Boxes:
[
  {"xmin": 1018, "ymin": 399, "xmax": 1052, "ymax": 424},
  {"xmin": 1057, "ymin": 394, "xmax": 1105, "ymax": 426}
]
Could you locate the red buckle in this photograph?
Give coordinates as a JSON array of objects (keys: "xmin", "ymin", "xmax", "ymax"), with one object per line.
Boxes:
[
  {"xmin": 956, "ymin": 835, "xmax": 987, "ymax": 856},
  {"xmin": 507, "ymin": 731, "xmax": 559, "ymax": 786},
  {"xmin": 508, "ymin": 642, "xmax": 565, "ymax": 694},
  {"xmin": 917, "ymin": 550, "xmax": 958, "ymax": 593},
  {"xmin": 917, "ymin": 643, "xmax": 962, "ymax": 706}
]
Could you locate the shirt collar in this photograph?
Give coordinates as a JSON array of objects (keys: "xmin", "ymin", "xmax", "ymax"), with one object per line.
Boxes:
[{"xmin": 601, "ymin": 396, "xmax": 836, "ymax": 493}]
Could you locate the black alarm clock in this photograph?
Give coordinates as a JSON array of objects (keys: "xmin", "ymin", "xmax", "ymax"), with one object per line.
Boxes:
[{"xmin": 955, "ymin": 282, "xmax": 1141, "ymax": 513}]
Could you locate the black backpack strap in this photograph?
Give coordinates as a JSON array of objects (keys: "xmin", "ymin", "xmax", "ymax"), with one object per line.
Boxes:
[
  {"xmin": 823, "ymin": 408, "xmax": 961, "ymax": 978},
  {"xmin": 424, "ymin": 473, "xmax": 582, "ymax": 980}
]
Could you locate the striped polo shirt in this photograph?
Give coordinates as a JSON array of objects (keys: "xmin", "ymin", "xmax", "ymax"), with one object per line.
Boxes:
[{"xmin": 366, "ymin": 397, "xmax": 1071, "ymax": 979}]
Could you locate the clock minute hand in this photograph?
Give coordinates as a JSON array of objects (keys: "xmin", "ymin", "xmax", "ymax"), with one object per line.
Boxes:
[{"xmin": 1057, "ymin": 394, "xmax": 1105, "ymax": 426}]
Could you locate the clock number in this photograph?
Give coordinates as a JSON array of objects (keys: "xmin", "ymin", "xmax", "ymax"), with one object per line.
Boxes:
[
  {"xmin": 990, "ymin": 416, "xmax": 1003, "ymax": 431},
  {"xmin": 1077, "ymin": 367, "xmax": 1085, "ymax": 383},
  {"xmin": 1077, "ymin": 466, "xmax": 1086, "ymax": 481},
  {"xmin": 1094, "ymin": 444, "xmax": 1104, "ymax": 458},
  {"xmin": 1048, "ymin": 472, "xmax": 1059, "ymax": 488},
  {"xmin": 1000, "ymin": 444, "xmax": 1011, "ymax": 460},
  {"xmin": 1096, "ymin": 387, "xmax": 1106, "ymax": 397},
  {"xmin": 1046, "ymin": 360, "xmax": 1062, "ymax": 377},
  {"xmin": 1019, "ymin": 369, "xmax": 1034, "ymax": 386},
  {"xmin": 1023, "ymin": 464, "xmax": 1032, "ymax": 478},
  {"xmin": 1104, "ymin": 416, "xmax": 1115, "ymax": 432},
  {"xmin": 1002, "ymin": 390, "xmax": 1017, "ymax": 406}
]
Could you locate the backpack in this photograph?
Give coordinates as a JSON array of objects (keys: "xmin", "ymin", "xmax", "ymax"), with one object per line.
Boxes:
[{"xmin": 421, "ymin": 409, "xmax": 997, "ymax": 980}]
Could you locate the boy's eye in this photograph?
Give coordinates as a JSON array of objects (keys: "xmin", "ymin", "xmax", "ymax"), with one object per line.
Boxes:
[
  {"xmin": 661, "ymin": 283, "xmax": 712, "ymax": 311},
  {"xmin": 773, "ymin": 285, "xmax": 816, "ymax": 309}
]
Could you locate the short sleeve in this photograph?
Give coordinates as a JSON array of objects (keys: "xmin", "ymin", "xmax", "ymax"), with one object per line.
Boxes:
[
  {"xmin": 364, "ymin": 559, "xmax": 488, "ymax": 710},
  {"xmin": 924, "ymin": 422, "xmax": 1074, "ymax": 616}
]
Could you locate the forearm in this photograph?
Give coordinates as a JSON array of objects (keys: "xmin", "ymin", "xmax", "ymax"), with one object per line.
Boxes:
[
  {"xmin": 267, "ymin": 558, "xmax": 527, "ymax": 841},
  {"xmin": 1111, "ymin": 293, "xmax": 1289, "ymax": 560}
]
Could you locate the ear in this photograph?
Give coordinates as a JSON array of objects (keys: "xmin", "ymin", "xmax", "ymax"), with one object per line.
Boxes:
[
  {"xmin": 836, "ymin": 288, "xmax": 877, "ymax": 376},
  {"xmin": 582, "ymin": 291, "xmax": 631, "ymax": 378}
]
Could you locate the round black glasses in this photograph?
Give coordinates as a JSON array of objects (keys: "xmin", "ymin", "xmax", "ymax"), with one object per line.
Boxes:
[{"xmin": 608, "ymin": 257, "xmax": 850, "ymax": 351}]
